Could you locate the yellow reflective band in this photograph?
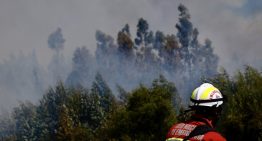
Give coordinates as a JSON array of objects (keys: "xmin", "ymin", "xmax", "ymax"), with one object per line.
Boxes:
[
  {"xmin": 199, "ymin": 86, "xmax": 216, "ymax": 100},
  {"xmin": 191, "ymin": 94, "xmax": 194, "ymax": 99},
  {"xmin": 166, "ymin": 137, "xmax": 185, "ymax": 141},
  {"xmin": 191, "ymin": 88, "xmax": 198, "ymax": 99}
]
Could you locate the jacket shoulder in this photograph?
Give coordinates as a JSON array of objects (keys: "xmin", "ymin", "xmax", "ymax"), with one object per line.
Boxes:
[{"xmin": 203, "ymin": 131, "xmax": 226, "ymax": 141}]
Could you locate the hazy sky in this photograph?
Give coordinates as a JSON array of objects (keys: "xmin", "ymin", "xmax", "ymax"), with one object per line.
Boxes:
[{"xmin": 0, "ymin": 0, "xmax": 261, "ymax": 73}]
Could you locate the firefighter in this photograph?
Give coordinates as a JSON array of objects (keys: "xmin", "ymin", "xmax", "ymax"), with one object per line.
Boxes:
[{"xmin": 166, "ymin": 83, "xmax": 226, "ymax": 141}]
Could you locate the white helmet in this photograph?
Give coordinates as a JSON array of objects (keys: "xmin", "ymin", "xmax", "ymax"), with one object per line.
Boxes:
[{"xmin": 190, "ymin": 83, "xmax": 223, "ymax": 107}]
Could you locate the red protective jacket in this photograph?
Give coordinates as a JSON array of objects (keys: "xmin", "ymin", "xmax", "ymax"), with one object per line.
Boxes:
[{"xmin": 166, "ymin": 115, "xmax": 226, "ymax": 141}]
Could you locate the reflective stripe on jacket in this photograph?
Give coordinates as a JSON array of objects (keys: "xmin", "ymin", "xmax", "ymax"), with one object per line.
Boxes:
[{"xmin": 166, "ymin": 116, "xmax": 226, "ymax": 141}]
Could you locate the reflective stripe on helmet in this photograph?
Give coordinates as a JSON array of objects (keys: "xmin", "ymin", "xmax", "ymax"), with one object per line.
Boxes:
[
  {"xmin": 200, "ymin": 87, "xmax": 218, "ymax": 100},
  {"xmin": 190, "ymin": 83, "xmax": 223, "ymax": 107},
  {"xmin": 166, "ymin": 137, "xmax": 184, "ymax": 141},
  {"xmin": 191, "ymin": 87, "xmax": 199, "ymax": 99},
  {"xmin": 190, "ymin": 98, "xmax": 224, "ymax": 103}
]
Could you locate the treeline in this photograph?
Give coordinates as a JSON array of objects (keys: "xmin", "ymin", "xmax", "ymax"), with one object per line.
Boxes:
[
  {"xmin": 64, "ymin": 4, "xmax": 219, "ymax": 99},
  {"xmin": 0, "ymin": 74, "xmax": 179, "ymax": 141},
  {"xmin": 0, "ymin": 66, "xmax": 262, "ymax": 141}
]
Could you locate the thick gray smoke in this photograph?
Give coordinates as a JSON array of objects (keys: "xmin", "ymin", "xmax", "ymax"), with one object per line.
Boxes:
[
  {"xmin": 0, "ymin": 29, "xmax": 71, "ymax": 111},
  {"xmin": 0, "ymin": 0, "xmax": 261, "ymax": 111},
  {"xmin": 47, "ymin": 28, "xmax": 71, "ymax": 85},
  {"xmin": 65, "ymin": 5, "xmax": 219, "ymax": 105},
  {"xmin": 0, "ymin": 51, "xmax": 45, "ymax": 111}
]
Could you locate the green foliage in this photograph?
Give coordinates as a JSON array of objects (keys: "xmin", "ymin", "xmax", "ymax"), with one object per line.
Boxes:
[
  {"xmin": 5, "ymin": 75, "xmax": 179, "ymax": 141},
  {"xmin": 56, "ymin": 105, "xmax": 94, "ymax": 141},
  {"xmin": 2, "ymin": 67, "xmax": 262, "ymax": 141},
  {"xmin": 0, "ymin": 114, "xmax": 16, "ymax": 141},
  {"xmin": 35, "ymin": 82, "xmax": 67, "ymax": 139},
  {"xmin": 99, "ymin": 76, "xmax": 179, "ymax": 141},
  {"xmin": 0, "ymin": 79, "xmax": 116, "ymax": 141},
  {"xmin": 210, "ymin": 66, "xmax": 262, "ymax": 141},
  {"xmin": 117, "ymin": 30, "xmax": 134, "ymax": 58},
  {"xmin": 13, "ymin": 102, "xmax": 38, "ymax": 141},
  {"xmin": 135, "ymin": 18, "xmax": 152, "ymax": 46},
  {"xmin": 92, "ymin": 72, "xmax": 116, "ymax": 114}
]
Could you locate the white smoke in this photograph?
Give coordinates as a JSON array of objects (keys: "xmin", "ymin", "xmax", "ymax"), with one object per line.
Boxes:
[{"xmin": 0, "ymin": 0, "xmax": 261, "ymax": 110}]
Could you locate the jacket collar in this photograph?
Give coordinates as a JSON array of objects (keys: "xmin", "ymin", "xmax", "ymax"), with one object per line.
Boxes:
[{"xmin": 191, "ymin": 114, "xmax": 214, "ymax": 128}]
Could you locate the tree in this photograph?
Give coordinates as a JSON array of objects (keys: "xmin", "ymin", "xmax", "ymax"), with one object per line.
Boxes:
[
  {"xmin": 92, "ymin": 72, "xmax": 115, "ymax": 113},
  {"xmin": 56, "ymin": 105, "xmax": 74, "ymax": 141},
  {"xmin": 0, "ymin": 114, "xmax": 16, "ymax": 141},
  {"xmin": 175, "ymin": 4, "xmax": 201, "ymax": 70},
  {"xmin": 117, "ymin": 24, "xmax": 134, "ymax": 58},
  {"xmin": 95, "ymin": 30, "xmax": 117, "ymax": 64},
  {"xmin": 210, "ymin": 66, "xmax": 262, "ymax": 141},
  {"xmin": 135, "ymin": 18, "xmax": 153, "ymax": 47},
  {"xmin": 160, "ymin": 34, "xmax": 180, "ymax": 71},
  {"xmin": 176, "ymin": 4, "xmax": 192, "ymax": 48},
  {"xmin": 36, "ymin": 82, "xmax": 68, "ymax": 140},
  {"xmin": 201, "ymin": 39, "xmax": 219, "ymax": 76},
  {"xmin": 190, "ymin": 28, "xmax": 199, "ymax": 48},
  {"xmin": 95, "ymin": 30, "xmax": 118, "ymax": 84},
  {"xmin": 47, "ymin": 28, "xmax": 69, "ymax": 84},
  {"xmin": 153, "ymin": 31, "xmax": 165, "ymax": 50},
  {"xmin": 116, "ymin": 84, "xmax": 129, "ymax": 105},
  {"xmin": 13, "ymin": 102, "xmax": 38, "ymax": 141},
  {"xmin": 100, "ymin": 76, "xmax": 179, "ymax": 141},
  {"xmin": 66, "ymin": 46, "xmax": 95, "ymax": 88},
  {"xmin": 47, "ymin": 27, "xmax": 65, "ymax": 52}
]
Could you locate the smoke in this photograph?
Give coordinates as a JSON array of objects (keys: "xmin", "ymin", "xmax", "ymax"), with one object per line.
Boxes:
[
  {"xmin": 177, "ymin": 0, "xmax": 262, "ymax": 74},
  {"xmin": 232, "ymin": 0, "xmax": 262, "ymax": 17},
  {"xmin": 0, "ymin": 51, "xmax": 45, "ymax": 111},
  {"xmin": 0, "ymin": 0, "xmax": 261, "ymax": 110},
  {"xmin": 63, "ymin": 7, "xmax": 219, "ymax": 105},
  {"xmin": 47, "ymin": 28, "xmax": 71, "ymax": 85},
  {"xmin": 0, "ymin": 28, "xmax": 71, "ymax": 111}
]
